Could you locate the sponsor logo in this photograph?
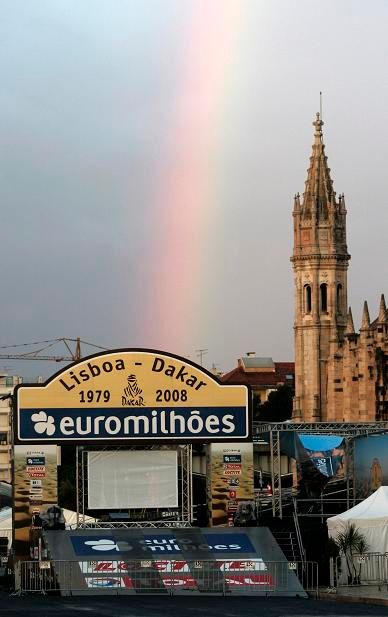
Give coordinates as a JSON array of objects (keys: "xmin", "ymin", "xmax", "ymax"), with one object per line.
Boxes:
[
  {"xmin": 26, "ymin": 456, "xmax": 45, "ymax": 465},
  {"xmin": 161, "ymin": 575, "xmax": 196, "ymax": 589},
  {"xmin": 71, "ymin": 533, "xmax": 255, "ymax": 556},
  {"xmin": 223, "ymin": 464, "xmax": 242, "ymax": 471},
  {"xmin": 26, "ymin": 466, "xmax": 45, "ymax": 474},
  {"xmin": 223, "ymin": 455, "xmax": 241, "ymax": 463},
  {"xmin": 84, "ymin": 539, "xmax": 124, "ymax": 552},
  {"xmin": 85, "ymin": 577, "xmax": 123, "ymax": 588},
  {"xmin": 80, "ymin": 560, "xmax": 272, "ymax": 590},
  {"xmin": 31, "ymin": 411, "xmax": 55, "ymax": 436},
  {"xmin": 228, "ymin": 478, "xmax": 240, "ymax": 487},
  {"xmin": 223, "ymin": 469, "xmax": 242, "ymax": 476},
  {"xmin": 20, "ymin": 406, "xmax": 247, "ymax": 441},
  {"xmin": 218, "ymin": 559, "xmax": 267, "ymax": 572},
  {"xmin": 122, "ymin": 374, "xmax": 145, "ymax": 407},
  {"xmin": 224, "ymin": 574, "xmax": 274, "ymax": 587},
  {"xmin": 29, "ymin": 490, "xmax": 43, "ymax": 498},
  {"xmin": 27, "ymin": 472, "xmax": 45, "ymax": 478}
]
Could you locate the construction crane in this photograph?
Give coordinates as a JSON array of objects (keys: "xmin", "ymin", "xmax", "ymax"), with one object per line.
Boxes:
[{"xmin": 0, "ymin": 337, "xmax": 107, "ymax": 363}]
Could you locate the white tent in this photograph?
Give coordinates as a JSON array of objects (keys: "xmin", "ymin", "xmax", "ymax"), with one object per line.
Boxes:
[{"xmin": 327, "ymin": 486, "xmax": 388, "ymax": 553}]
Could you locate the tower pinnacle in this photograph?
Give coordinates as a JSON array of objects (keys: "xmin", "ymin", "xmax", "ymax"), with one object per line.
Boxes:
[
  {"xmin": 301, "ymin": 112, "xmax": 335, "ymax": 220},
  {"xmin": 313, "ymin": 111, "xmax": 324, "ymax": 142},
  {"xmin": 345, "ymin": 307, "xmax": 355, "ymax": 335},
  {"xmin": 378, "ymin": 294, "xmax": 387, "ymax": 323},
  {"xmin": 361, "ymin": 301, "xmax": 371, "ymax": 330}
]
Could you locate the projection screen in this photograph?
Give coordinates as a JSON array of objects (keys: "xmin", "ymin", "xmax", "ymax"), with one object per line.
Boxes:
[{"xmin": 87, "ymin": 450, "xmax": 178, "ymax": 509}]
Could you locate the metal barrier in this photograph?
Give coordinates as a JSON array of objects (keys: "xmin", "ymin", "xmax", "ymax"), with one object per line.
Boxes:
[
  {"xmin": 334, "ymin": 553, "xmax": 388, "ymax": 587},
  {"xmin": 16, "ymin": 559, "xmax": 318, "ymax": 597}
]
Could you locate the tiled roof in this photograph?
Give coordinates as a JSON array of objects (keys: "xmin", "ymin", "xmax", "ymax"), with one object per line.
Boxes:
[{"xmin": 221, "ymin": 362, "xmax": 295, "ymax": 387}]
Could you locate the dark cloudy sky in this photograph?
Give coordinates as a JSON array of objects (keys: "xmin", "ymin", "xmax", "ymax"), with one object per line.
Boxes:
[{"xmin": 0, "ymin": 0, "xmax": 387, "ymax": 378}]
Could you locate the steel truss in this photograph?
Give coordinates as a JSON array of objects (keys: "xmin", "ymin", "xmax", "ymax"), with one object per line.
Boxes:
[
  {"xmin": 76, "ymin": 444, "xmax": 192, "ymax": 528},
  {"xmin": 254, "ymin": 421, "xmax": 388, "ymax": 518},
  {"xmin": 254, "ymin": 421, "xmax": 388, "ymax": 436},
  {"xmin": 270, "ymin": 430, "xmax": 282, "ymax": 518}
]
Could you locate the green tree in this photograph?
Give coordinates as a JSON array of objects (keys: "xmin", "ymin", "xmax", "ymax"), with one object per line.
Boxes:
[
  {"xmin": 255, "ymin": 384, "xmax": 293, "ymax": 422},
  {"xmin": 335, "ymin": 523, "xmax": 369, "ymax": 584},
  {"xmin": 355, "ymin": 536, "xmax": 370, "ymax": 584},
  {"xmin": 252, "ymin": 393, "xmax": 261, "ymax": 421}
]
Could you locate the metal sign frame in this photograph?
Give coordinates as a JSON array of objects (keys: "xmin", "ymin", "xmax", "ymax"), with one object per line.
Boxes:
[
  {"xmin": 76, "ymin": 444, "xmax": 193, "ymax": 528},
  {"xmin": 14, "ymin": 348, "xmax": 252, "ymax": 445}
]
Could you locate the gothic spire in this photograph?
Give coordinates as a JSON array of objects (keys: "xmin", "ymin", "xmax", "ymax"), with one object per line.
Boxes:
[
  {"xmin": 378, "ymin": 294, "xmax": 387, "ymax": 322},
  {"xmin": 361, "ymin": 300, "xmax": 371, "ymax": 330},
  {"xmin": 301, "ymin": 112, "xmax": 335, "ymax": 219},
  {"xmin": 345, "ymin": 307, "xmax": 355, "ymax": 335}
]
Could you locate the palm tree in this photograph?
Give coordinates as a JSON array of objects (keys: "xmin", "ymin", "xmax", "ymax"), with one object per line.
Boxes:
[
  {"xmin": 335, "ymin": 523, "xmax": 367, "ymax": 584},
  {"xmin": 355, "ymin": 536, "xmax": 370, "ymax": 585}
]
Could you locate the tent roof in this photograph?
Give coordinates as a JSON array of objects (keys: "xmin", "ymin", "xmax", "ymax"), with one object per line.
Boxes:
[{"xmin": 328, "ymin": 486, "xmax": 388, "ymax": 523}]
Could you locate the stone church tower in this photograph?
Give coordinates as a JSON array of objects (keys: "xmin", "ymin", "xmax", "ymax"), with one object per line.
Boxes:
[
  {"xmin": 291, "ymin": 113, "xmax": 388, "ymax": 422},
  {"xmin": 291, "ymin": 113, "xmax": 350, "ymax": 421}
]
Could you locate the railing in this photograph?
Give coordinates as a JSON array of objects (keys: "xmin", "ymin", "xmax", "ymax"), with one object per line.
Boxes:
[
  {"xmin": 333, "ymin": 553, "xmax": 388, "ymax": 587},
  {"xmin": 292, "ymin": 499, "xmax": 306, "ymax": 565},
  {"xmin": 16, "ymin": 559, "xmax": 318, "ymax": 597}
]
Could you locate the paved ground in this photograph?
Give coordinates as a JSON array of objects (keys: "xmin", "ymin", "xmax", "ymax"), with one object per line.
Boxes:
[{"xmin": 1, "ymin": 595, "xmax": 388, "ymax": 617}]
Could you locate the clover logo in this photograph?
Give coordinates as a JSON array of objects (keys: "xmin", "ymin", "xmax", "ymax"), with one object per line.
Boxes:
[
  {"xmin": 31, "ymin": 411, "xmax": 55, "ymax": 436},
  {"xmin": 85, "ymin": 539, "xmax": 120, "ymax": 552}
]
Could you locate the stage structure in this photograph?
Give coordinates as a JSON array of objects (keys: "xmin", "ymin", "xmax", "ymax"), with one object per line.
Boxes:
[
  {"xmin": 13, "ymin": 348, "xmax": 251, "ymax": 560},
  {"xmin": 76, "ymin": 444, "xmax": 193, "ymax": 528},
  {"xmin": 253, "ymin": 421, "xmax": 388, "ymax": 518}
]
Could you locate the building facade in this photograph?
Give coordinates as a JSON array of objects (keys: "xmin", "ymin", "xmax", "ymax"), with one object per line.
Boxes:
[
  {"xmin": 292, "ymin": 114, "xmax": 388, "ymax": 422},
  {"xmin": 0, "ymin": 374, "xmax": 22, "ymax": 482},
  {"xmin": 221, "ymin": 353, "xmax": 294, "ymax": 403}
]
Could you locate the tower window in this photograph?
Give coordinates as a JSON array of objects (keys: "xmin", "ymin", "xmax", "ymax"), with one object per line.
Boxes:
[
  {"xmin": 337, "ymin": 284, "xmax": 342, "ymax": 313},
  {"xmin": 320, "ymin": 283, "xmax": 328, "ymax": 313},
  {"xmin": 304, "ymin": 284, "xmax": 312, "ymax": 313}
]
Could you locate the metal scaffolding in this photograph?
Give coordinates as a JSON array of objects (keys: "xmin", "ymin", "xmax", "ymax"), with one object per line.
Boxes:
[
  {"xmin": 254, "ymin": 421, "xmax": 388, "ymax": 518},
  {"xmin": 270, "ymin": 430, "xmax": 282, "ymax": 518},
  {"xmin": 254, "ymin": 421, "xmax": 388, "ymax": 436},
  {"xmin": 76, "ymin": 444, "xmax": 192, "ymax": 528}
]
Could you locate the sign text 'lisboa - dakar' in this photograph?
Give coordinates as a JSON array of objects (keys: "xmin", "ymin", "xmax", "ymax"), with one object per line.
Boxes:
[{"xmin": 15, "ymin": 350, "xmax": 251, "ymax": 444}]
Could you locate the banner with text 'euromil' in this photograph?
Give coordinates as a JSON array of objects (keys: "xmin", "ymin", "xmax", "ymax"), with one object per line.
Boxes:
[{"xmin": 15, "ymin": 349, "xmax": 251, "ymax": 445}]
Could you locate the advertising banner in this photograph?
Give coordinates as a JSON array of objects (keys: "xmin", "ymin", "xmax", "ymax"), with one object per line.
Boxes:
[
  {"xmin": 13, "ymin": 444, "xmax": 58, "ymax": 559},
  {"xmin": 354, "ymin": 434, "xmax": 388, "ymax": 499},
  {"xmin": 207, "ymin": 443, "xmax": 254, "ymax": 527},
  {"xmin": 279, "ymin": 432, "xmax": 346, "ymax": 498},
  {"xmin": 44, "ymin": 527, "xmax": 307, "ymax": 596},
  {"xmin": 15, "ymin": 350, "xmax": 251, "ymax": 444}
]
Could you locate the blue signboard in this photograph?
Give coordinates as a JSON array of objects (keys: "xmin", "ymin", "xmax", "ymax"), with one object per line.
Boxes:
[
  {"xmin": 70, "ymin": 533, "xmax": 256, "ymax": 557},
  {"xmin": 18, "ymin": 406, "xmax": 248, "ymax": 442}
]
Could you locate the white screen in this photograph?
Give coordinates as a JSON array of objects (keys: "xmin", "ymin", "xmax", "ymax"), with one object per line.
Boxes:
[{"xmin": 87, "ymin": 450, "xmax": 178, "ymax": 509}]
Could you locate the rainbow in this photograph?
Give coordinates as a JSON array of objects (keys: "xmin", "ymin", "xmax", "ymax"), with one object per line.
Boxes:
[{"xmin": 134, "ymin": 1, "xmax": 246, "ymax": 357}]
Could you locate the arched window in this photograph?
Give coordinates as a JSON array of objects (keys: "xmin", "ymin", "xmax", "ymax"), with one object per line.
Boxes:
[
  {"xmin": 320, "ymin": 283, "xmax": 328, "ymax": 313},
  {"xmin": 304, "ymin": 284, "xmax": 312, "ymax": 313},
  {"xmin": 337, "ymin": 284, "xmax": 342, "ymax": 314}
]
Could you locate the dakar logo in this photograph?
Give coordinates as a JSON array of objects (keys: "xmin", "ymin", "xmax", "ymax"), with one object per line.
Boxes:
[{"xmin": 122, "ymin": 374, "xmax": 145, "ymax": 407}]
